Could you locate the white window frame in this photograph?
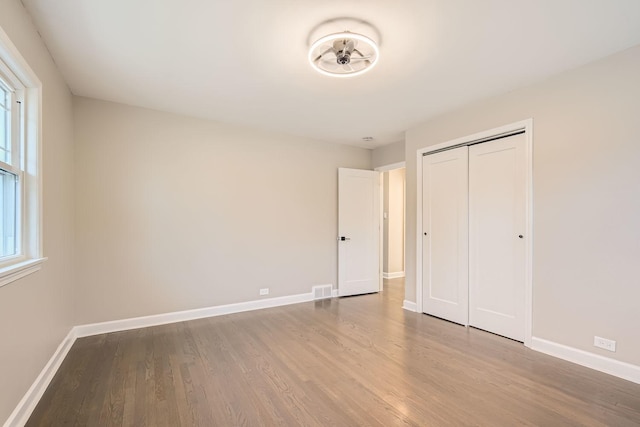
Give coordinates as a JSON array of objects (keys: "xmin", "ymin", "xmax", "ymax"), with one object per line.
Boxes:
[{"xmin": 0, "ymin": 26, "xmax": 45, "ymax": 287}]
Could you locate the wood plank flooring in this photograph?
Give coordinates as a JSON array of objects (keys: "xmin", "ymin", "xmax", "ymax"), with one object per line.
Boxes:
[{"xmin": 27, "ymin": 279, "xmax": 640, "ymax": 426}]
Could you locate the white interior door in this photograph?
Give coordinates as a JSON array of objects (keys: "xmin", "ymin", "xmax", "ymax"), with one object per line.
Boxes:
[
  {"xmin": 469, "ymin": 134, "xmax": 527, "ymax": 341},
  {"xmin": 422, "ymin": 147, "xmax": 469, "ymax": 325},
  {"xmin": 338, "ymin": 168, "xmax": 380, "ymax": 297}
]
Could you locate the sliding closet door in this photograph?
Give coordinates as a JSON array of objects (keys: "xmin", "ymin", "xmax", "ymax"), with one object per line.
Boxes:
[
  {"xmin": 468, "ymin": 134, "xmax": 526, "ymax": 341},
  {"xmin": 422, "ymin": 146, "xmax": 469, "ymax": 325}
]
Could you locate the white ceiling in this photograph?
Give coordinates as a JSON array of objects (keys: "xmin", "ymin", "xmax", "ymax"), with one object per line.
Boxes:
[{"xmin": 22, "ymin": 0, "xmax": 640, "ymax": 148}]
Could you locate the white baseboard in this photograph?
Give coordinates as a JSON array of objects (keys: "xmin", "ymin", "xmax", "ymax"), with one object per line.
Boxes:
[
  {"xmin": 331, "ymin": 289, "xmax": 339, "ymax": 298},
  {"xmin": 75, "ymin": 291, "xmax": 315, "ymax": 338},
  {"xmin": 6, "ymin": 290, "xmax": 321, "ymax": 426},
  {"xmin": 15, "ymin": 296, "xmax": 639, "ymax": 427},
  {"xmin": 4, "ymin": 329, "xmax": 77, "ymax": 427},
  {"xmin": 531, "ymin": 337, "xmax": 640, "ymax": 384},
  {"xmin": 402, "ymin": 300, "xmax": 417, "ymax": 312},
  {"xmin": 383, "ymin": 271, "xmax": 405, "ymax": 279}
]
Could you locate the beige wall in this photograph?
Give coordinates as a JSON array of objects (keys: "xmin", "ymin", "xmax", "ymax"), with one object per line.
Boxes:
[
  {"xmin": 383, "ymin": 169, "xmax": 405, "ymax": 274},
  {"xmin": 0, "ymin": 1, "xmax": 75, "ymax": 423},
  {"xmin": 405, "ymin": 45, "xmax": 640, "ymax": 366},
  {"xmin": 74, "ymin": 97, "xmax": 371, "ymax": 324},
  {"xmin": 372, "ymin": 140, "xmax": 405, "ymax": 168}
]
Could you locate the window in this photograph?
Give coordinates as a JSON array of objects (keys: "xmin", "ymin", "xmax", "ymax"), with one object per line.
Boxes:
[
  {"xmin": 0, "ymin": 27, "xmax": 44, "ymax": 287},
  {"xmin": 0, "ymin": 77, "xmax": 21, "ymax": 259}
]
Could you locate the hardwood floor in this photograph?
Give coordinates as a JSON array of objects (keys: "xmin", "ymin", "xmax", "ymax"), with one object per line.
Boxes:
[{"xmin": 28, "ymin": 279, "xmax": 640, "ymax": 426}]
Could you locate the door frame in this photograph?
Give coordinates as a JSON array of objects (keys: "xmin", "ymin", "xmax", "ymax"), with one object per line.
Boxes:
[
  {"xmin": 375, "ymin": 161, "xmax": 406, "ymax": 293},
  {"xmin": 415, "ymin": 119, "xmax": 533, "ymax": 347}
]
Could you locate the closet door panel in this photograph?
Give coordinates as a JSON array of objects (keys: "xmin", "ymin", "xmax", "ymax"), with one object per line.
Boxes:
[
  {"xmin": 469, "ymin": 134, "xmax": 526, "ymax": 341},
  {"xmin": 422, "ymin": 146, "xmax": 469, "ymax": 325}
]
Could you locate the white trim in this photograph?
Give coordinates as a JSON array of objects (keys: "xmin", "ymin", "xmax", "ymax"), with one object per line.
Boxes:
[
  {"xmin": 377, "ymin": 161, "xmax": 406, "ymax": 295},
  {"xmin": 4, "ymin": 329, "xmax": 77, "ymax": 427},
  {"xmin": 523, "ymin": 121, "xmax": 534, "ymax": 348},
  {"xmin": 331, "ymin": 289, "xmax": 339, "ymax": 298},
  {"xmin": 402, "ymin": 300, "xmax": 417, "ymax": 312},
  {"xmin": 0, "ymin": 27, "xmax": 41, "ymax": 87},
  {"xmin": 416, "ymin": 119, "xmax": 534, "ymax": 347},
  {"xmin": 8, "ymin": 292, "xmax": 639, "ymax": 426},
  {"xmin": 0, "ymin": 24, "xmax": 44, "ymax": 276},
  {"xmin": 75, "ymin": 291, "xmax": 315, "ymax": 338},
  {"xmin": 0, "ymin": 257, "xmax": 46, "ymax": 288},
  {"xmin": 26, "ymin": 84, "xmax": 44, "ymax": 261},
  {"xmin": 531, "ymin": 337, "xmax": 640, "ymax": 385},
  {"xmin": 383, "ymin": 271, "xmax": 405, "ymax": 279},
  {"xmin": 379, "ymin": 171, "xmax": 384, "ymax": 292},
  {"xmin": 374, "ymin": 161, "xmax": 406, "ymax": 172},
  {"xmin": 415, "ymin": 148, "xmax": 422, "ymax": 313},
  {"xmin": 6, "ymin": 289, "xmax": 332, "ymax": 425}
]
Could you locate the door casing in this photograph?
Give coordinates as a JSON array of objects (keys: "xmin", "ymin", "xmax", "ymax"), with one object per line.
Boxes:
[{"xmin": 375, "ymin": 161, "xmax": 407, "ymax": 291}]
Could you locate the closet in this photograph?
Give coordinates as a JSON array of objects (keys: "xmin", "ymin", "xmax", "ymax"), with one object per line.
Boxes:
[{"xmin": 422, "ymin": 131, "xmax": 527, "ymax": 342}]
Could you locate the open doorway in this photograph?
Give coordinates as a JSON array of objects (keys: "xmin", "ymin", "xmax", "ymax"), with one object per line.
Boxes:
[{"xmin": 377, "ymin": 164, "xmax": 406, "ymax": 290}]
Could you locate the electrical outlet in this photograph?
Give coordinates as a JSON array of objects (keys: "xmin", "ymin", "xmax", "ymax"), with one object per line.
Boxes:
[
  {"xmin": 594, "ymin": 336, "xmax": 616, "ymax": 352},
  {"xmin": 259, "ymin": 288, "xmax": 269, "ymax": 296}
]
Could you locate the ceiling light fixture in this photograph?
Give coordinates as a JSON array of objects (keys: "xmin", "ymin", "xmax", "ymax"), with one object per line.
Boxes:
[{"xmin": 308, "ymin": 19, "xmax": 380, "ymax": 78}]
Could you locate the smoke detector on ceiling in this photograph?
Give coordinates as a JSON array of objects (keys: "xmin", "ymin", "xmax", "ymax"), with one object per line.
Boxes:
[{"xmin": 308, "ymin": 18, "xmax": 380, "ymax": 78}]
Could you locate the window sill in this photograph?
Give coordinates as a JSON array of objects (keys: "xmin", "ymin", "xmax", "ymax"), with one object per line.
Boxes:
[{"xmin": 0, "ymin": 257, "xmax": 48, "ymax": 288}]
